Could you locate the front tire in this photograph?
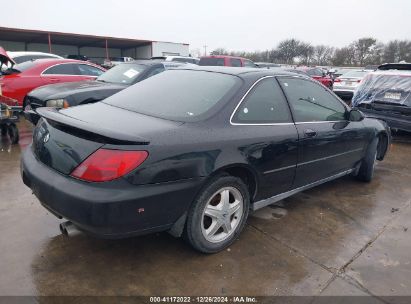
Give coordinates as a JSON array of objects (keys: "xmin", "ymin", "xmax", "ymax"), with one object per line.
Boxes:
[
  {"xmin": 184, "ymin": 175, "xmax": 250, "ymax": 253},
  {"xmin": 356, "ymin": 138, "xmax": 378, "ymax": 182}
]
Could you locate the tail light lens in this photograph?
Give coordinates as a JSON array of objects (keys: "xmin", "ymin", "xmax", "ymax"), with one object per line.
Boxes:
[
  {"xmin": 70, "ymin": 149, "xmax": 148, "ymax": 182},
  {"xmin": 334, "ymin": 78, "xmax": 341, "ymax": 83}
]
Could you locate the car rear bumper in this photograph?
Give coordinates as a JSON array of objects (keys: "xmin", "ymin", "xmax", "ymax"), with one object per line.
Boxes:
[
  {"xmin": 21, "ymin": 146, "xmax": 205, "ymax": 238},
  {"xmin": 359, "ymin": 108, "xmax": 411, "ymax": 132}
]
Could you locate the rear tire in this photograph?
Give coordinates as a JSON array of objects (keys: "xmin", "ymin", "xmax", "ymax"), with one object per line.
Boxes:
[
  {"xmin": 356, "ymin": 138, "xmax": 378, "ymax": 182},
  {"xmin": 184, "ymin": 175, "xmax": 250, "ymax": 253},
  {"xmin": 8, "ymin": 124, "xmax": 19, "ymax": 144}
]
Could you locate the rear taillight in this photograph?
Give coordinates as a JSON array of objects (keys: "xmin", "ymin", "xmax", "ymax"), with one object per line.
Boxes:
[
  {"xmin": 70, "ymin": 149, "xmax": 148, "ymax": 182},
  {"xmin": 357, "ymin": 79, "xmax": 362, "ymax": 83},
  {"xmin": 334, "ymin": 78, "xmax": 341, "ymax": 83}
]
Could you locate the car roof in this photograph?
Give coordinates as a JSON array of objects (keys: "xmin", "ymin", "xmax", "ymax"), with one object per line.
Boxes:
[
  {"xmin": 15, "ymin": 58, "xmax": 100, "ymax": 69},
  {"xmin": 8, "ymin": 51, "xmax": 62, "ymax": 58},
  {"xmin": 175, "ymin": 65, "xmax": 306, "ymax": 78},
  {"xmin": 200, "ymin": 55, "xmax": 248, "ymax": 60}
]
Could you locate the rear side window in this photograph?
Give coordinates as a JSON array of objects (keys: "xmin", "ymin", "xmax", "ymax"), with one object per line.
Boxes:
[
  {"xmin": 199, "ymin": 58, "xmax": 225, "ymax": 66},
  {"xmin": 278, "ymin": 77, "xmax": 346, "ymax": 122},
  {"xmin": 43, "ymin": 64, "xmax": 78, "ymax": 75},
  {"xmin": 230, "ymin": 58, "xmax": 242, "ymax": 67},
  {"xmin": 232, "ymin": 78, "xmax": 292, "ymax": 124},
  {"xmin": 105, "ymin": 70, "xmax": 240, "ymax": 122},
  {"xmin": 77, "ymin": 64, "xmax": 104, "ymax": 76},
  {"xmin": 172, "ymin": 58, "xmax": 194, "ymax": 64}
]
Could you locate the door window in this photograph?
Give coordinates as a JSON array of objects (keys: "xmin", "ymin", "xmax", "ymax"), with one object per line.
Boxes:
[
  {"xmin": 43, "ymin": 64, "xmax": 78, "ymax": 75},
  {"xmin": 230, "ymin": 58, "xmax": 242, "ymax": 67},
  {"xmin": 278, "ymin": 77, "xmax": 346, "ymax": 122},
  {"xmin": 232, "ymin": 78, "xmax": 292, "ymax": 124}
]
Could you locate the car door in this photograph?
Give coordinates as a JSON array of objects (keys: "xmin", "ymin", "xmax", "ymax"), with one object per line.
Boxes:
[
  {"xmin": 277, "ymin": 76, "xmax": 366, "ymax": 187},
  {"xmin": 231, "ymin": 77, "xmax": 298, "ymax": 201}
]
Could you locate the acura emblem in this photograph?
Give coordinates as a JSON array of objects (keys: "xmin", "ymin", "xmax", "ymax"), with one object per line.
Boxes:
[{"xmin": 43, "ymin": 133, "xmax": 50, "ymax": 143}]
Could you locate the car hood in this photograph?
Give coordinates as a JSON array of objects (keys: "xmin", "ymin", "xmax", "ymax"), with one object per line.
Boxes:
[{"xmin": 29, "ymin": 80, "xmax": 128, "ymax": 101}]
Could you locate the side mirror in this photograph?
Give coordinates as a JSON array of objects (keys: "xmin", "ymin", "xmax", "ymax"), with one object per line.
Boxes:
[{"xmin": 348, "ymin": 108, "xmax": 364, "ymax": 122}]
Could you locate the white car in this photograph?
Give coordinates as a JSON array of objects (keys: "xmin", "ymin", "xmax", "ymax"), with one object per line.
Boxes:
[
  {"xmin": 1, "ymin": 51, "xmax": 63, "ymax": 72},
  {"xmin": 103, "ymin": 57, "xmax": 134, "ymax": 68},
  {"xmin": 333, "ymin": 70, "xmax": 370, "ymax": 99},
  {"xmin": 151, "ymin": 56, "xmax": 199, "ymax": 64},
  {"xmin": 7, "ymin": 51, "xmax": 63, "ymax": 64}
]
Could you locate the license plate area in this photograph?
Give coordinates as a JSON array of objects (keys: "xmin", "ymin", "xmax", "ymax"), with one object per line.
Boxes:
[{"xmin": 384, "ymin": 92, "xmax": 402, "ymax": 101}]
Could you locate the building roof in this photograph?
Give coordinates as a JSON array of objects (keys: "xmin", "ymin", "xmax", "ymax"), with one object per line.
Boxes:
[{"xmin": 0, "ymin": 26, "xmax": 153, "ymax": 49}]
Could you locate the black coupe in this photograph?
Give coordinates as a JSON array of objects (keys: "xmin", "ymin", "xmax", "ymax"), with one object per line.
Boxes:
[{"xmin": 21, "ymin": 67, "xmax": 391, "ymax": 253}]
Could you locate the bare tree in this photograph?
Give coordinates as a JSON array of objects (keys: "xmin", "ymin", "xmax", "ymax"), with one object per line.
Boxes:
[
  {"xmin": 353, "ymin": 37, "xmax": 377, "ymax": 66},
  {"xmin": 298, "ymin": 42, "xmax": 314, "ymax": 65},
  {"xmin": 332, "ymin": 46, "xmax": 356, "ymax": 66},
  {"xmin": 313, "ymin": 45, "xmax": 334, "ymax": 65},
  {"xmin": 277, "ymin": 39, "xmax": 303, "ymax": 64},
  {"xmin": 210, "ymin": 48, "xmax": 229, "ymax": 55}
]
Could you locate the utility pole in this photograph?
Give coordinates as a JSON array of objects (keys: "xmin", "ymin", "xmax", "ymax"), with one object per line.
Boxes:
[{"xmin": 203, "ymin": 45, "xmax": 207, "ymax": 56}]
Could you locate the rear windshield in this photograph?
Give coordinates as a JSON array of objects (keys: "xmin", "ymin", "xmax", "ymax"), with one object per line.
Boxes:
[
  {"xmin": 341, "ymin": 70, "xmax": 369, "ymax": 78},
  {"xmin": 97, "ymin": 63, "xmax": 147, "ymax": 84},
  {"xmin": 199, "ymin": 58, "xmax": 225, "ymax": 66},
  {"xmin": 104, "ymin": 70, "xmax": 240, "ymax": 122}
]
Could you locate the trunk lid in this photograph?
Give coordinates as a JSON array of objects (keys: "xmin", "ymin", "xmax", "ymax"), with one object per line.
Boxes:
[{"xmin": 33, "ymin": 102, "xmax": 183, "ymax": 174}]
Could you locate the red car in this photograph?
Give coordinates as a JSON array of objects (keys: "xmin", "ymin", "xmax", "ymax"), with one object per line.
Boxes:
[
  {"xmin": 296, "ymin": 67, "xmax": 333, "ymax": 89},
  {"xmin": 199, "ymin": 55, "xmax": 258, "ymax": 67},
  {"xmin": 0, "ymin": 59, "xmax": 105, "ymax": 108}
]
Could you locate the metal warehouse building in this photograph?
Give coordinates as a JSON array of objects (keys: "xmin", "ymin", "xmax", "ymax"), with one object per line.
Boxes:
[{"xmin": 0, "ymin": 27, "xmax": 190, "ymax": 64}]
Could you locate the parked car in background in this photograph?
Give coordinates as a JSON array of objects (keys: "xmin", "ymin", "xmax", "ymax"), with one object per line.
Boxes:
[
  {"xmin": 353, "ymin": 63, "xmax": 411, "ymax": 132},
  {"xmin": 256, "ymin": 62, "xmax": 281, "ymax": 69},
  {"xmin": 1, "ymin": 51, "xmax": 63, "ymax": 72},
  {"xmin": 151, "ymin": 56, "xmax": 199, "ymax": 64},
  {"xmin": 199, "ymin": 55, "xmax": 258, "ymax": 67},
  {"xmin": 0, "ymin": 59, "xmax": 105, "ymax": 108},
  {"xmin": 66, "ymin": 54, "xmax": 89, "ymax": 61},
  {"xmin": 21, "ymin": 67, "xmax": 390, "ymax": 253},
  {"xmin": 296, "ymin": 67, "xmax": 333, "ymax": 89},
  {"xmin": 333, "ymin": 70, "xmax": 370, "ymax": 99},
  {"xmin": 24, "ymin": 61, "xmax": 185, "ymax": 124},
  {"xmin": 330, "ymin": 67, "xmax": 357, "ymax": 79},
  {"xmin": 7, "ymin": 51, "xmax": 63, "ymax": 64},
  {"xmin": 103, "ymin": 57, "xmax": 134, "ymax": 68}
]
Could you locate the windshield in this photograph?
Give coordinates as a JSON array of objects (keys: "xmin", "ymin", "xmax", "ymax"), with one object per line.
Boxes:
[
  {"xmin": 104, "ymin": 70, "xmax": 240, "ymax": 122},
  {"xmin": 341, "ymin": 70, "xmax": 369, "ymax": 78},
  {"xmin": 97, "ymin": 64, "xmax": 147, "ymax": 85}
]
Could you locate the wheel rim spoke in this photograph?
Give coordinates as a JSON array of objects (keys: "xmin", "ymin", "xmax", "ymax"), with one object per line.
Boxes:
[
  {"xmin": 206, "ymin": 219, "xmax": 222, "ymax": 237},
  {"xmin": 204, "ymin": 205, "xmax": 222, "ymax": 220},
  {"xmin": 228, "ymin": 199, "xmax": 241, "ymax": 215}
]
